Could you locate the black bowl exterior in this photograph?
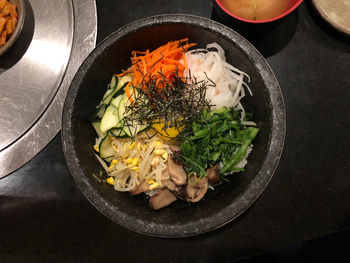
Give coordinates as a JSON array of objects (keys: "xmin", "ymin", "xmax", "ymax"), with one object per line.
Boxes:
[{"xmin": 62, "ymin": 14, "xmax": 285, "ymax": 237}]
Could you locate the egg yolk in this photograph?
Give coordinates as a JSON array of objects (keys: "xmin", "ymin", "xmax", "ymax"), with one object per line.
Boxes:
[{"xmin": 152, "ymin": 121, "xmax": 183, "ymax": 139}]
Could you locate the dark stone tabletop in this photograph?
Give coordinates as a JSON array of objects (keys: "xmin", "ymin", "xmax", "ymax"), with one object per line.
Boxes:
[{"xmin": 1, "ymin": 0, "xmax": 349, "ymax": 262}]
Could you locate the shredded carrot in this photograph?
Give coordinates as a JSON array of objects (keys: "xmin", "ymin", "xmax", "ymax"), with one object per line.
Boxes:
[
  {"xmin": 124, "ymin": 82, "xmax": 135, "ymax": 104},
  {"xmin": 182, "ymin": 53, "xmax": 188, "ymax": 69},
  {"xmin": 118, "ymin": 39, "xmax": 196, "ymax": 91},
  {"xmin": 115, "ymin": 69, "xmax": 132, "ymax": 77}
]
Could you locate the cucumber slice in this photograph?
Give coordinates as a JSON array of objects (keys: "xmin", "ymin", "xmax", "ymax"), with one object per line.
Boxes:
[
  {"xmin": 96, "ymin": 104, "xmax": 106, "ymax": 118},
  {"xmin": 138, "ymin": 122, "xmax": 149, "ymax": 133},
  {"xmin": 118, "ymin": 94, "xmax": 149, "ymax": 137},
  {"xmin": 110, "ymin": 75, "xmax": 117, "ymax": 89},
  {"xmin": 102, "ymin": 75, "xmax": 132, "ymax": 105},
  {"xmin": 99, "ymin": 135, "xmax": 115, "ymax": 162},
  {"xmin": 102, "ymin": 88, "xmax": 113, "ymax": 101},
  {"xmin": 91, "ymin": 104, "xmax": 106, "ymax": 121},
  {"xmin": 100, "ymin": 105, "xmax": 121, "ymax": 133},
  {"xmin": 110, "ymin": 95, "xmax": 124, "ymax": 109},
  {"xmin": 125, "ymin": 84, "xmax": 140, "ymax": 102},
  {"xmin": 112, "ymin": 82, "xmax": 128, "ymax": 99},
  {"xmin": 118, "ymin": 95, "xmax": 129, "ymax": 128},
  {"xmin": 123, "ymin": 119, "xmax": 149, "ymax": 137},
  {"xmin": 92, "ymin": 121, "xmax": 106, "ymax": 138},
  {"xmin": 109, "ymin": 128, "xmax": 127, "ymax": 138}
]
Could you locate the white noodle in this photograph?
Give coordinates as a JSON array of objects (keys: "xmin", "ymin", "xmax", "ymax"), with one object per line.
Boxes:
[{"xmin": 184, "ymin": 42, "xmax": 251, "ymax": 109}]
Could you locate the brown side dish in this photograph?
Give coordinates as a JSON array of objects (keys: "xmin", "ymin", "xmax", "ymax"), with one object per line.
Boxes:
[{"xmin": 0, "ymin": 0, "xmax": 18, "ymax": 47}]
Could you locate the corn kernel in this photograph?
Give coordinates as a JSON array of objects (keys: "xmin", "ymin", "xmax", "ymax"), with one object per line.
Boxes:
[
  {"xmin": 129, "ymin": 141, "xmax": 135, "ymax": 150},
  {"xmin": 149, "ymin": 182, "xmax": 160, "ymax": 190},
  {"xmin": 155, "ymin": 141, "xmax": 163, "ymax": 147},
  {"xmin": 130, "ymin": 166, "xmax": 139, "ymax": 171},
  {"xmin": 107, "ymin": 177, "xmax": 115, "ymax": 185},
  {"xmin": 147, "ymin": 179, "xmax": 155, "ymax": 184},
  {"xmin": 122, "ymin": 154, "xmax": 128, "ymax": 159},
  {"xmin": 131, "ymin": 158, "xmax": 139, "ymax": 166},
  {"xmin": 137, "ymin": 142, "xmax": 142, "ymax": 151},
  {"xmin": 93, "ymin": 145, "xmax": 99, "ymax": 152},
  {"xmin": 112, "ymin": 159, "xmax": 119, "ymax": 164},
  {"xmin": 126, "ymin": 158, "xmax": 134, "ymax": 165},
  {"xmin": 161, "ymin": 151, "xmax": 168, "ymax": 161},
  {"xmin": 151, "ymin": 156, "xmax": 160, "ymax": 167},
  {"xmin": 154, "ymin": 149, "xmax": 165, "ymax": 155},
  {"xmin": 108, "ymin": 163, "xmax": 115, "ymax": 170}
]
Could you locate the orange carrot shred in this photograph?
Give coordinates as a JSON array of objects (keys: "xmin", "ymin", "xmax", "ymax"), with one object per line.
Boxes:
[
  {"xmin": 124, "ymin": 82, "xmax": 135, "ymax": 104},
  {"xmin": 119, "ymin": 39, "xmax": 196, "ymax": 92}
]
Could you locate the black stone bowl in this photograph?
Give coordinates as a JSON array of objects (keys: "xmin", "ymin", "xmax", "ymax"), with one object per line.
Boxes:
[{"xmin": 62, "ymin": 14, "xmax": 285, "ymax": 238}]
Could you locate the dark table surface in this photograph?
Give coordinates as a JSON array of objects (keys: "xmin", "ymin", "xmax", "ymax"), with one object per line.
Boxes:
[{"xmin": 1, "ymin": 0, "xmax": 350, "ymax": 262}]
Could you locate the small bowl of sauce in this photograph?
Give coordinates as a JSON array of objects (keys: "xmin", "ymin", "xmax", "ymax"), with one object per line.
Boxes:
[{"xmin": 215, "ymin": 0, "xmax": 303, "ymax": 23}]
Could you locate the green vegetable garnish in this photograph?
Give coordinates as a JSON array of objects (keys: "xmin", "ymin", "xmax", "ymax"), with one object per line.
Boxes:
[{"xmin": 178, "ymin": 107, "xmax": 259, "ymax": 179}]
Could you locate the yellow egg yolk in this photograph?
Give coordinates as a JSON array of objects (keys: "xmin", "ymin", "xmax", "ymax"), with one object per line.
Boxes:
[{"xmin": 152, "ymin": 121, "xmax": 183, "ymax": 140}]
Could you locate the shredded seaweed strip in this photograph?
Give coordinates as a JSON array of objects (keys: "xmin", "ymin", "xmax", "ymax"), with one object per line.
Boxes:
[{"xmin": 122, "ymin": 69, "xmax": 215, "ymax": 138}]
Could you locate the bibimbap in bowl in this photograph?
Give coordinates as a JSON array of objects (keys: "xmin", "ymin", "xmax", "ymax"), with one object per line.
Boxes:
[{"xmin": 62, "ymin": 14, "xmax": 285, "ymax": 237}]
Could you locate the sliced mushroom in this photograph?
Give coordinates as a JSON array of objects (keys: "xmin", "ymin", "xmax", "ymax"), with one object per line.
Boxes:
[
  {"xmin": 206, "ymin": 164, "xmax": 222, "ymax": 186},
  {"xmin": 167, "ymin": 156, "xmax": 187, "ymax": 186},
  {"xmin": 169, "ymin": 145, "xmax": 182, "ymax": 161},
  {"xmin": 161, "ymin": 166, "xmax": 170, "ymax": 179},
  {"xmin": 186, "ymin": 175, "xmax": 208, "ymax": 202},
  {"xmin": 173, "ymin": 185, "xmax": 187, "ymax": 200},
  {"xmin": 149, "ymin": 189, "xmax": 177, "ymax": 210},
  {"xmin": 129, "ymin": 181, "xmax": 150, "ymax": 195},
  {"xmin": 169, "ymin": 145, "xmax": 180, "ymax": 151},
  {"xmin": 160, "ymin": 167, "xmax": 176, "ymax": 191},
  {"xmin": 162, "ymin": 179, "xmax": 176, "ymax": 191}
]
